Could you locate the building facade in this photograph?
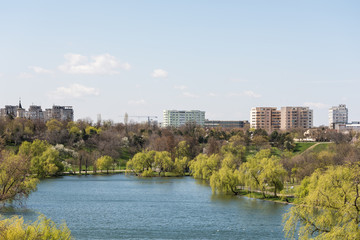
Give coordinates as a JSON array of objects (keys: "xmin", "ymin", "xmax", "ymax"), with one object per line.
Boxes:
[
  {"xmin": 204, "ymin": 120, "xmax": 249, "ymax": 129},
  {"xmin": 329, "ymin": 104, "xmax": 348, "ymax": 129},
  {"xmin": 280, "ymin": 106, "xmax": 313, "ymax": 130},
  {"xmin": 335, "ymin": 121, "xmax": 360, "ymax": 133},
  {"xmin": 44, "ymin": 105, "xmax": 74, "ymax": 121},
  {"xmin": 0, "ymin": 102, "xmax": 73, "ymax": 122},
  {"xmin": 250, "ymin": 107, "xmax": 281, "ymax": 132},
  {"xmin": 163, "ymin": 110, "xmax": 205, "ymax": 127}
]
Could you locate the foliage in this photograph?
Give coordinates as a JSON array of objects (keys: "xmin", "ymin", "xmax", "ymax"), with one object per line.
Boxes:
[
  {"xmin": 154, "ymin": 151, "xmax": 173, "ymax": 174},
  {"xmin": 96, "ymin": 155, "xmax": 113, "ymax": 174},
  {"xmin": 189, "ymin": 154, "xmax": 221, "ymax": 180},
  {"xmin": 284, "ymin": 165, "xmax": 360, "ymax": 239},
  {"xmin": 126, "ymin": 151, "xmax": 156, "ymax": 175},
  {"xmin": 19, "ymin": 140, "xmax": 63, "ymax": 178},
  {"xmin": 0, "ymin": 152, "xmax": 38, "ymax": 204},
  {"xmin": 210, "ymin": 166, "xmax": 242, "ymax": 195},
  {"xmin": 241, "ymin": 149, "xmax": 286, "ymax": 197},
  {"xmin": 0, "ymin": 214, "xmax": 72, "ymax": 240}
]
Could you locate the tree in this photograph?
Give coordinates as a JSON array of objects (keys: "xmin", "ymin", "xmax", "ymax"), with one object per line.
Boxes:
[
  {"xmin": 126, "ymin": 151, "xmax": 156, "ymax": 176},
  {"xmin": 154, "ymin": 151, "xmax": 173, "ymax": 175},
  {"xmin": 174, "ymin": 156, "xmax": 189, "ymax": 175},
  {"xmin": 189, "ymin": 154, "xmax": 221, "ymax": 180},
  {"xmin": 96, "ymin": 156, "xmax": 113, "ymax": 174},
  {"xmin": 258, "ymin": 156, "xmax": 287, "ymax": 197},
  {"xmin": 210, "ymin": 166, "xmax": 242, "ymax": 195},
  {"xmin": 284, "ymin": 165, "xmax": 360, "ymax": 239},
  {"xmin": 19, "ymin": 140, "xmax": 63, "ymax": 178},
  {"xmin": 0, "ymin": 152, "xmax": 38, "ymax": 204},
  {"xmin": 0, "ymin": 214, "xmax": 72, "ymax": 239}
]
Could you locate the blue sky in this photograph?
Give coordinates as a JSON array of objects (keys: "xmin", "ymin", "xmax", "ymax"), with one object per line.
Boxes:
[{"xmin": 0, "ymin": 1, "xmax": 359, "ymax": 126}]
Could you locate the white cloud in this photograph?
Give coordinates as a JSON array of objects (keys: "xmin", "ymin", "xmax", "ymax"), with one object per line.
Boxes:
[
  {"xmin": 0, "ymin": 73, "xmax": 3, "ymax": 78},
  {"xmin": 128, "ymin": 99, "xmax": 146, "ymax": 105},
  {"xmin": 208, "ymin": 92, "xmax": 219, "ymax": 97},
  {"xmin": 29, "ymin": 66, "xmax": 53, "ymax": 74},
  {"xmin": 227, "ymin": 90, "xmax": 261, "ymax": 98},
  {"xmin": 50, "ymin": 83, "xmax": 99, "ymax": 99},
  {"xmin": 18, "ymin": 72, "xmax": 33, "ymax": 79},
  {"xmin": 152, "ymin": 69, "xmax": 168, "ymax": 78},
  {"xmin": 174, "ymin": 85, "xmax": 187, "ymax": 90},
  {"xmin": 243, "ymin": 90, "xmax": 261, "ymax": 98},
  {"xmin": 304, "ymin": 102, "xmax": 329, "ymax": 109},
  {"xmin": 182, "ymin": 92, "xmax": 199, "ymax": 98},
  {"xmin": 58, "ymin": 53, "xmax": 130, "ymax": 74}
]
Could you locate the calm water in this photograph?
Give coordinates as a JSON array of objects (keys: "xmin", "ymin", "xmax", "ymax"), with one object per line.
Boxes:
[{"xmin": 2, "ymin": 175, "xmax": 290, "ymax": 239}]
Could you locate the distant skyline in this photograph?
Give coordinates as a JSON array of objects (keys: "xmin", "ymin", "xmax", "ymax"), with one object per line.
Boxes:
[{"xmin": 1, "ymin": 1, "xmax": 359, "ymax": 126}]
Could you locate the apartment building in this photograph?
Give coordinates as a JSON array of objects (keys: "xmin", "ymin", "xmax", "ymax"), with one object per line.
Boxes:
[
  {"xmin": 329, "ymin": 104, "xmax": 348, "ymax": 129},
  {"xmin": 163, "ymin": 110, "xmax": 205, "ymax": 127},
  {"xmin": 0, "ymin": 102, "xmax": 74, "ymax": 122},
  {"xmin": 26, "ymin": 105, "xmax": 44, "ymax": 121},
  {"xmin": 204, "ymin": 120, "xmax": 249, "ymax": 129},
  {"xmin": 280, "ymin": 107, "xmax": 313, "ymax": 130},
  {"xmin": 250, "ymin": 107, "xmax": 281, "ymax": 132},
  {"xmin": 44, "ymin": 105, "xmax": 74, "ymax": 122}
]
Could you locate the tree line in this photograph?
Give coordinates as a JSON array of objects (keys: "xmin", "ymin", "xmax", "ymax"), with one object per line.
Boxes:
[{"xmin": 1, "ymin": 116, "xmax": 360, "ymax": 238}]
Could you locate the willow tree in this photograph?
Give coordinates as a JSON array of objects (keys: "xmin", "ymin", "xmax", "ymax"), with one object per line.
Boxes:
[
  {"xmin": 126, "ymin": 151, "xmax": 156, "ymax": 176},
  {"xmin": 189, "ymin": 154, "xmax": 221, "ymax": 180},
  {"xmin": 283, "ymin": 165, "xmax": 360, "ymax": 239},
  {"xmin": 210, "ymin": 166, "xmax": 242, "ymax": 195},
  {"xmin": 0, "ymin": 152, "xmax": 38, "ymax": 204},
  {"xmin": 0, "ymin": 215, "xmax": 72, "ymax": 240}
]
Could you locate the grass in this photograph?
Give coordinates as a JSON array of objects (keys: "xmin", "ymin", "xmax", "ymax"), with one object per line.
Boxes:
[
  {"xmin": 293, "ymin": 142, "xmax": 317, "ymax": 155},
  {"xmin": 311, "ymin": 143, "xmax": 332, "ymax": 153},
  {"xmin": 238, "ymin": 190, "xmax": 295, "ymax": 203}
]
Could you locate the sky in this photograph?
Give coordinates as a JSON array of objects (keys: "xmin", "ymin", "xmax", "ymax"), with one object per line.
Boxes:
[{"xmin": 0, "ymin": 0, "xmax": 359, "ymax": 126}]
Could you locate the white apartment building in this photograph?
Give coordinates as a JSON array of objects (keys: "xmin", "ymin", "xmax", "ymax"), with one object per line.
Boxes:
[
  {"xmin": 163, "ymin": 110, "xmax": 205, "ymax": 127},
  {"xmin": 329, "ymin": 104, "xmax": 348, "ymax": 129}
]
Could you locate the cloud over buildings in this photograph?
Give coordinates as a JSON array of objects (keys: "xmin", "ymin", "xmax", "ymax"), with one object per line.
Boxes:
[
  {"xmin": 58, "ymin": 53, "xmax": 131, "ymax": 74},
  {"xmin": 50, "ymin": 83, "xmax": 100, "ymax": 99}
]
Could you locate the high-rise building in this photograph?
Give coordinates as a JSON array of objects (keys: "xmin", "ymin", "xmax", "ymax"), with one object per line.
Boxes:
[
  {"xmin": 250, "ymin": 107, "xmax": 281, "ymax": 132},
  {"xmin": 163, "ymin": 110, "xmax": 205, "ymax": 127},
  {"xmin": 280, "ymin": 106, "xmax": 313, "ymax": 130},
  {"xmin": 45, "ymin": 105, "xmax": 74, "ymax": 122},
  {"xmin": 329, "ymin": 104, "xmax": 348, "ymax": 129},
  {"xmin": 26, "ymin": 105, "xmax": 44, "ymax": 121},
  {"xmin": 0, "ymin": 105, "xmax": 18, "ymax": 118}
]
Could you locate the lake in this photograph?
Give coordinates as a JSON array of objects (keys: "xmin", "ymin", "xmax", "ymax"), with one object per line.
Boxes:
[{"xmin": 1, "ymin": 174, "xmax": 290, "ymax": 239}]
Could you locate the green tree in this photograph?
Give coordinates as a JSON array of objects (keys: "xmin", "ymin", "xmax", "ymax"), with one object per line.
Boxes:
[
  {"xmin": 189, "ymin": 154, "xmax": 221, "ymax": 180},
  {"xmin": 126, "ymin": 151, "xmax": 156, "ymax": 176},
  {"xmin": 96, "ymin": 155, "xmax": 113, "ymax": 174},
  {"xmin": 210, "ymin": 166, "xmax": 242, "ymax": 195},
  {"xmin": 0, "ymin": 152, "xmax": 38, "ymax": 204},
  {"xmin": 46, "ymin": 119, "xmax": 63, "ymax": 132},
  {"xmin": 154, "ymin": 151, "xmax": 173, "ymax": 175},
  {"xmin": 258, "ymin": 156, "xmax": 287, "ymax": 197},
  {"xmin": 0, "ymin": 214, "xmax": 72, "ymax": 239},
  {"xmin": 174, "ymin": 156, "xmax": 189, "ymax": 175},
  {"xmin": 18, "ymin": 140, "xmax": 63, "ymax": 178},
  {"xmin": 283, "ymin": 165, "xmax": 360, "ymax": 239}
]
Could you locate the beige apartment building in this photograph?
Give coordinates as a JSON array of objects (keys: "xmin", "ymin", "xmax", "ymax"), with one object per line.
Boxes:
[
  {"xmin": 250, "ymin": 106, "xmax": 313, "ymax": 132},
  {"xmin": 280, "ymin": 106, "xmax": 313, "ymax": 130},
  {"xmin": 250, "ymin": 107, "xmax": 281, "ymax": 132}
]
